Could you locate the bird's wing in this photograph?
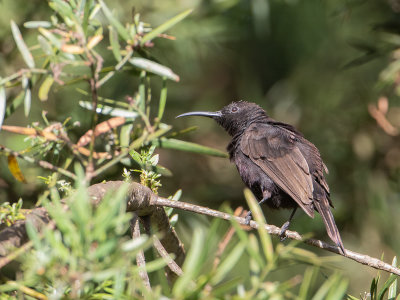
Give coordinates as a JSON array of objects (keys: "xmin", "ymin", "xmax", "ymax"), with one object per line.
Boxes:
[{"xmin": 241, "ymin": 123, "xmax": 315, "ymax": 217}]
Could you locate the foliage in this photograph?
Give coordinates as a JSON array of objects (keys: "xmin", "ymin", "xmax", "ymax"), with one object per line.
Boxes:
[
  {"xmin": 0, "ymin": 176, "xmax": 350, "ymax": 299},
  {"xmin": 0, "ymin": 199, "xmax": 24, "ymax": 226}
]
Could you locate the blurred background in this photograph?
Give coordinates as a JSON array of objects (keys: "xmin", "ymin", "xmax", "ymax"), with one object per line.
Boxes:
[{"xmin": 1, "ymin": 0, "xmax": 400, "ymax": 294}]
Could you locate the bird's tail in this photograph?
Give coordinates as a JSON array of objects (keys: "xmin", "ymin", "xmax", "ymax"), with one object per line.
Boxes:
[{"xmin": 314, "ymin": 197, "xmax": 345, "ymax": 255}]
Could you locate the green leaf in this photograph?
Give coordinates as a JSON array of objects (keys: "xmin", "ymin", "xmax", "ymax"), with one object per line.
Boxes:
[
  {"xmin": 24, "ymin": 21, "xmax": 52, "ymax": 28},
  {"xmin": 299, "ymin": 267, "xmax": 318, "ymax": 300},
  {"xmin": 211, "ymin": 243, "xmax": 245, "ymax": 285},
  {"xmin": 173, "ymin": 228, "xmax": 204, "ymax": 296},
  {"xmin": 22, "ymin": 77, "xmax": 31, "ymax": 117},
  {"xmin": 388, "ymin": 257, "xmax": 398, "ymax": 300},
  {"xmin": 244, "ymin": 188, "xmax": 274, "ymax": 264},
  {"xmin": 129, "ymin": 57, "xmax": 180, "ymax": 82},
  {"xmin": 99, "ymin": 0, "xmax": 130, "ymax": 41},
  {"xmin": 79, "ymin": 100, "xmax": 139, "ymax": 118},
  {"xmin": 346, "ymin": 295, "xmax": 360, "ymax": 300},
  {"xmin": 378, "ymin": 273, "xmax": 398, "ymax": 300},
  {"xmin": 0, "ymin": 84, "xmax": 6, "ymax": 131},
  {"xmin": 5, "ymin": 91, "xmax": 24, "ymax": 119},
  {"xmin": 109, "ymin": 25, "xmax": 121, "ymax": 61},
  {"xmin": 312, "ymin": 273, "xmax": 341, "ymax": 300},
  {"xmin": 157, "ymin": 78, "xmax": 167, "ymax": 120},
  {"xmin": 38, "ymin": 35, "xmax": 53, "ymax": 55},
  {"xmin": 138, "ymin": 70, "xmax": 146, "ymax": 112},
  {"xmin": 152, "ymin": 137, "xmax": 228, "ymax": 158},
  {"xmin": 141, "ymin": 9, "xmax": 193, "ymax": 45},
  {"xmin": 10, "ymin": 20, "xmax": 35, "ymax": 69},
  {"xmin": 38, "ymin": 76, "xmax": 54, "ymax": 101},
  {"xmin": 39, "ymin": 27, "xmax": 62, "ymax": 49}
]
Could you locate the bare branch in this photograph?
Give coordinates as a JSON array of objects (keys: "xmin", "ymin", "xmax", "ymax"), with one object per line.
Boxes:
[
  {"xmin": 130, "ymin": 214, "xmax": 151, "ymax": 289},
  {"xmin": 153, "ymin": 236, "xmax": 183, "ymax": 277},
  {"xmin": 153, "ymin": 196, "xmax": 400, "ymax": 276}
]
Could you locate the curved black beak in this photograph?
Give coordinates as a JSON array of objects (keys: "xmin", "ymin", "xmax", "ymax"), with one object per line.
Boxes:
[{"xmin": 176, "ymin": 111, "xmax": 222, "ymax": 119}]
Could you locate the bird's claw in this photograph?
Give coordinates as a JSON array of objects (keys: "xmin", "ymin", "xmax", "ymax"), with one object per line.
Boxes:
[
  {"xmin": 279, "ymin": 221, "xmax": 290, "ymax": 242},
  {"xmin": 244, "ymin": 211, "xmax": 252, "ymax": 225}
]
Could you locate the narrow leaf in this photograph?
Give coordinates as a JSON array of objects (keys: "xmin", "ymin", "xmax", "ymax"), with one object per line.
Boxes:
[
  {"xmin": 87, "ymin": 34, "xmax": 103, "ymax": 49},
  {"xmin": 244, "ymin": 188, "xmax": 274, "ymax": 264},
  {"xmin": 24, "ymin": 21, "xmax": 51, "ymax": 28},
  {"xmin": 8, "ymin": 155, "xmax": 27, "ymax": 183},
  {"xmin": 388, "ymin": 257, "xmax": 398, "ymax": 300},
  {"xmin": 38, "ymin": 35, "xmax": 53, "ymax": 55},
  {"xmin": 22, "ymin": 77, "xmax": 31, "ymax": 117},
  {"xmin": 38, "ymin": 76, "xmax": 54, "ymax": 101},
  {"xmin": 61, "ymin": 44, "xmax": 84, "ymax": 54},
  {"xmin": 157, "ymin": 78, "xmax": 167, "ymax": 120},
  {"xmin": 99, "ymin": 0, "xmax": 130, "ymax": 41},
  {"xmin": 152, "ymin": 138, "xmax": 228, "ymax": 158},
  {"xmin": 39, "ymin": 28, "xmax": 62, "ymax": 49},
  {"xmin": 130, "ymin": 58, "xmax": 180, "ymax": 82},
  {"xmin": 138, "ymin": 70, "xmax": 146, "ymax": 112},
  {"xmin": 378, "ymin": 274, "xmax": 397, "ymax": 300},
  {"xmin": 79, "ymin": 100, "xmax": 139, "ymax": 118},
  {"xmin": 109, "ymin": 25, "xmax": 121, "ymax": 61},
  {"xmin": 141, "ymin": 9, "xmax": 193, "ymax": 45},
  {"xmin": 10, "ymin": 20, "xmax": 35, "ymax": 68},
  {"xmin": 0, "ymin": 85, "xmax": 6, "ymax": 131},
  {"xmin": 211, "ymin": 243, "xmax": 246, "ymax": 284}
]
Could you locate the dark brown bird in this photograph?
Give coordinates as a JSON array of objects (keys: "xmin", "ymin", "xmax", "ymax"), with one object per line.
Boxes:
[{"xmin": 177, "ymin": 101, "xmax": 344, "ymax": 254}]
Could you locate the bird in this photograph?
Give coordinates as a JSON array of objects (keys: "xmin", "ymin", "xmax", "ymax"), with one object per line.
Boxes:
[{"xmin": 177, "ymin": 101, "xmax": 345, "ymax": 254}]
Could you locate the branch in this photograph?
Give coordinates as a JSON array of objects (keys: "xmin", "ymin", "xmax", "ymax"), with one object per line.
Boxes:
[
  {"xmin": 1, "ymin": 180, "xmax": 399, "ymax": 278},
  {"xmin": 130, "ymin": 214, "xmax": 151, "ymax": 289},
  {"xmin": 152, "ymin": 197, "xmax": 400, "ymax": 276}
]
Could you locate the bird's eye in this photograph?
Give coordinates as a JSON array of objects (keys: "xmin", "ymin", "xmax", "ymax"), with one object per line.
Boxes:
[{"xmin": 231, "ymin": 106, "xmax": 238, "ymax": 113}]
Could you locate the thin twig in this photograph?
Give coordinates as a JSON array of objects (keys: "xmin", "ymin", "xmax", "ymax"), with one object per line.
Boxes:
[
  {"xmin": 153, "ymin": 236, "xmax": 183, "ymax": 277},
  {"xmin": 154, "ymin": 196, "xmax": 400, "ymax": 276},
  {"xmin": 0, "ymin": 145, "xmax": 77, "ymax": 180},
  {"xmin": 85, "ymin": 49, "xmax": 103, "ymax": 181},
  {"xmin": 130, "ymin": 214, "xmax": 151, "ymax": 289}
]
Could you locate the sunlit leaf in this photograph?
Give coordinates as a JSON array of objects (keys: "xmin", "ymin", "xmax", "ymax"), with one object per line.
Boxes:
[
  {"xmin": 38, "ymin": 76, "xmax": 54, "ymax": 101},
  {"xmin": 10, "ymin": 20, "xmax": 35, "ymax": 68},
  {"xmin": 152, "ymin": 138, "xmax": 228, "ymax": 158},
  {"xmin": 141, "ymin": 9, "xmax": 193, "ymax": 45},
  {"xmin": 39, "ymin": 27, "xmax": 62, "ymax": 49},
  {"xmin": 377, "ymin": 273, "xmax": 397, "ymax": 300},
  {"xmin": 24, "ymin": 21, "xmax": 52, "ymax": 28},
  {"xmin": 129, "ymin": 57, "xmax": 180, "ymax": 82},
  {"xmin": 87, "ymin": 34, "xmax": 103, "ymax": 49},
  {"xmin": 8, "ymin": 155, "xmax": 27, "ymax": 183},
  {"xmin": 22, "ymin": 77, "xmax": 31, "ymax": 117},
  {"xmin": 157, "ymin": 78, "xmax": 167, "ymax": 120},
  {"xmin": 61, "ymin": 44, "xmax": 84, "ymax": 54},
  {"xmin": 79, "ymin": 101, "xmax": 139, "ymax": 118},
  {"xmin": 388, "ymin": 257, "xmax": 398, "ymax": 299}
]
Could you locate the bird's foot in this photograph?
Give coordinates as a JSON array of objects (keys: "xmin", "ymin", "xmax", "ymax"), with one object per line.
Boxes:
[
  {"xmin": 279, "ymin": 221, "xmax": 290, "ymax": 242},
  {"xmin": 244, "ymin": 211, "xmax": 253, "ymax": 225}
]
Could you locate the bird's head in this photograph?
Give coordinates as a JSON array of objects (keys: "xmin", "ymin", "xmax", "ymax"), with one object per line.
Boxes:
[{"xmin": 176, "ymin": 101, "xmax": 268, "ymax": 136}]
